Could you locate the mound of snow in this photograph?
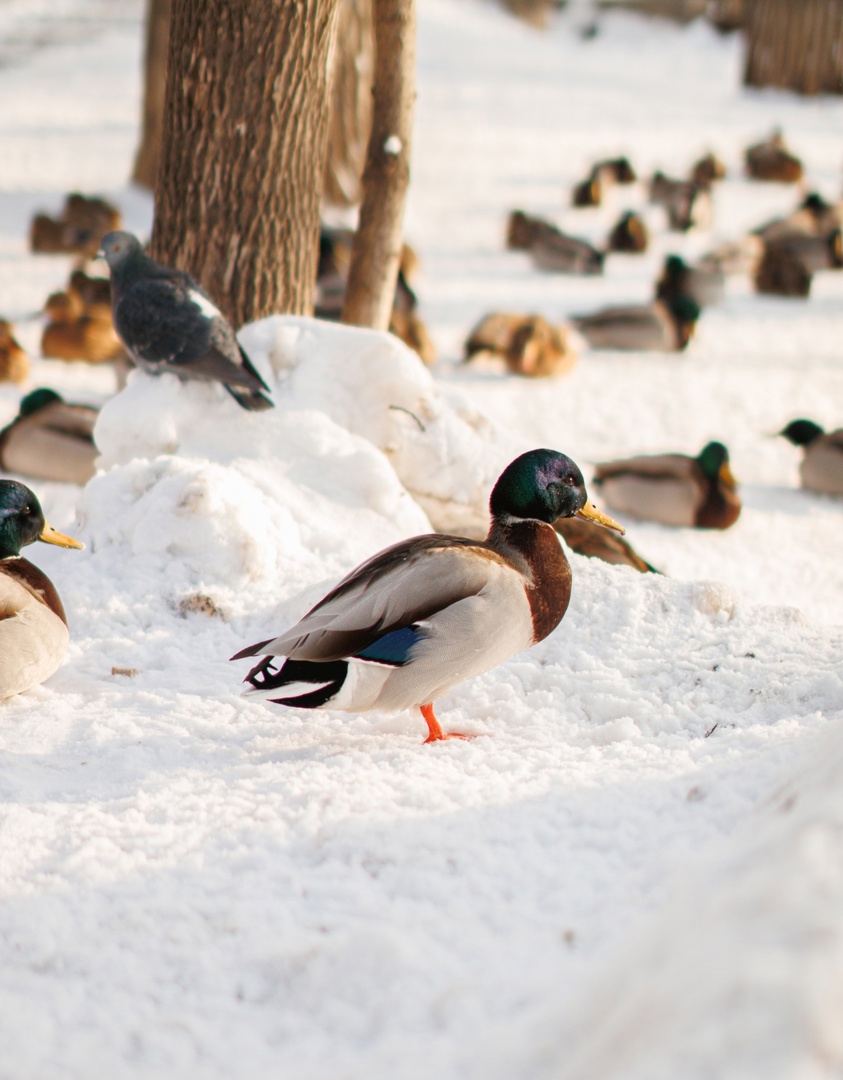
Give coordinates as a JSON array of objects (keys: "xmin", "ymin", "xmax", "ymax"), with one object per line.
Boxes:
[{"xmin": 489, "ymin": 718, "xmax": 843, "ymax": 1080}]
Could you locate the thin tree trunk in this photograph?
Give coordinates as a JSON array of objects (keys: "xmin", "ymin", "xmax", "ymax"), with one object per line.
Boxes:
[
  {"xmin": 744, "ymin": 0, "xmax": 843, "ymax": 95},
  {"xmin": 341, "ymin": 0, "xmax": 415, "ymax": 331},
  {"xmin": 151, "ymin": 0, "xmax": 339, "ymax": 326},
  {"xmin": 132, "ymin": 0, "xmax": 171, "ymax": 191},
  {"xmin": 323, "ymin": 0, "xmax": 374, "ymax": 209}
]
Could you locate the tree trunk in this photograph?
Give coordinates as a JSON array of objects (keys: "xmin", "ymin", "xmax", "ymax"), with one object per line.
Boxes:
[
  {"xmin": 341, "ymin": 0, "xmax": 415, "ymax": 332},
  {"xmin": 132, "ymin": 0, "xmax": 171, "ymax": 191},
  {"xmin": 744, "ymin": 0, "xmax": 843, "ymax": 95},
  {"xmin": 151, "ymin": 0, "xmax": 339, "ymax": 326},
  {"xmin": 322, "ymin": 0, "xmax": 374, "ymax": 209}
]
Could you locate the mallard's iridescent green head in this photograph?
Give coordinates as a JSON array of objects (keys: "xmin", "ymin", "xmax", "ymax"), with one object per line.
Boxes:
[
  {"xmin": 664, "ymin": 254, "xmax": 687, "ymax": 278},
  {"xmin": 780, "ymin": 419, "xmax": 825, "ymax": 447},
  {"xmin": 19, "ymin": 388, "xmax": 63, "ymax": 419},
  {"xmin": 667, "ymin": 294, "xmax": 701, "ymax": 327},
  {"xmin": 0, "ymin": 480, "xmax": 84, "ymax": 559},
  {"xmin": 696, "ymin": 441, "xmax": 732, "ymax": 480},
  {"xmin": 801, "ymin": 192, "xmax": 829, "ymax": 214},
  {"xmin": 490, "ymin": 449, "xmax": 624, "ymax": 532}
]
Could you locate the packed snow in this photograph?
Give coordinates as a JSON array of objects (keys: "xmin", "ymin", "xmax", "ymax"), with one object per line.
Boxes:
[{"xmin": 0, "ymin": 2, "xmax": 841, "ymax": 1078}]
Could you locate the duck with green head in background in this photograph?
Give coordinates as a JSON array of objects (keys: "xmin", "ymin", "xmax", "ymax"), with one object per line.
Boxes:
[
  {"xmin": 571, "ymin": 294, "xmax": 700, "ymax": 352},
  {"xmin": 592, "ymin": 441, "xmax": 741, "ymax": 529},
  {"xmin": 0, "ymin": 480, "xmax": 83, "ymax": 699},
  {"xmin": 0, "ymin": 389, "xmax": 98, "ymax": 485},
  {"xmin": 779, "ymin": 420, "xmax": 843, "ymax": 497}
]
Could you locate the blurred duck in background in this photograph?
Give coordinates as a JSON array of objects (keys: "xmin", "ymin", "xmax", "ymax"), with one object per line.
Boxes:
[
  {"xmin": 778, "ymin": 420, "xmax": 843, "ymax": 496},
  {"xmin": 606, "ymin": 210, "xmax": 649, "ymax": 254},
  {"xmin": 744, "ymin": 130, "xmax": 803, "ymax": 183},
  {"xmin": 571, "ymin": 294, "xmax": 700, "ymax": 352},
  {"xmin": 464, "ymin": 312, "xmax": 577, "ymax": 377},
  {"xmin": 506, "ymin": 211, "xmax": 604, "ymax": 274},
  {"xmin": 0, "ymin": 389, "xmax": 98, "ymax": 485},
  {"xmin": 656, "ymin": 254, "xmax": 725, "ymax": 309},
  {"xmin": 0, "ymin": 320, "xmax": 29, "ymax": 384},
  {"xmin": 592, "ymin": 441, "xmax": 741, "ymax": 529}
]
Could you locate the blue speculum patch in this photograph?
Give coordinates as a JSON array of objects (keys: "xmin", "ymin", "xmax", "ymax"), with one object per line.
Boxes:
[{"xmin": 356, "ymin": 625, "xmax": 423, "ymax": 666}]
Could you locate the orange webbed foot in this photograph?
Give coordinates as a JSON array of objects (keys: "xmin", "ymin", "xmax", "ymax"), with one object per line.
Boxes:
[{"xmin": 420, "ymin": 703, "xmax": 476, "ymax": 744}]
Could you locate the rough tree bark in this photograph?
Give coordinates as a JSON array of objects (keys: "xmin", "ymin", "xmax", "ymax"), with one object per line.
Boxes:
[
  {"xmin": 151, "ymin": 0, "xmax": 340, "ymax": 326},
  {"xmin": 341, "ymin": 0, "xmax": 415, "ymax": 331},
  {"xmin": 323, "ymin": 0, "xmax": 374, "ymax": 209},
  {"xmin": 744, "ymin": 0, "xmax": 843, "ymax": 95},
  {"xmin": 132, "ymin": 0, "xmax": 172, "ymax": 191}
]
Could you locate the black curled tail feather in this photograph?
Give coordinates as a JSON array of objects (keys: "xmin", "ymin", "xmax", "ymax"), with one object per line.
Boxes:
[
  {"xmin": 225, "ymin": 383, "xmax": 275, "ymax": 411},
  {"xmin": 244, "ymin": 655, "xmax": 348, "ymax": 709}
]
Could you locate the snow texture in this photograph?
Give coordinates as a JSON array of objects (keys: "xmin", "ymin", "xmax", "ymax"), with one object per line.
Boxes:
[{"xmin": 0, "ymin": 1, "xmax": 841, "ymax": 1078}]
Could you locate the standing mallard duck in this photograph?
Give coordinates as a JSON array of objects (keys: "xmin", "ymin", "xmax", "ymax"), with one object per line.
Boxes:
[
  {"xmin": 0, "ymin": 480, "xmax": 84, "ymax": 699},
  {"xmin": 593, "ymin": 441, "xmax": 741, "ymax": 529},
  {"xmin": 779, "ymin": 420, "xmax": 843, "ymax": 496},
  {"xmin": 233, "ymin": 449, "xmax": 623, "ymax": 742}
]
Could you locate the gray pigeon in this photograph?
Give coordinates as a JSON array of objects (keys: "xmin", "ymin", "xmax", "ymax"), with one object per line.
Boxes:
[{"xmin": 99, "ymin": 231, "xmax": 273, "ymax": 411}]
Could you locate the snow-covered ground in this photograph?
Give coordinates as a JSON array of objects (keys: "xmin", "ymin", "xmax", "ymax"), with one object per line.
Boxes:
[{"xmin": 0, "ymin": 3, "xmax": 841, "ymax": 1078}]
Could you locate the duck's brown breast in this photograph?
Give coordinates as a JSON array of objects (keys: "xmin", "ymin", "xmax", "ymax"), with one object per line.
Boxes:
[
  {"xmin": 696, "ymin": 473, "xmax": 741, "ymax": 529},
  {"xmin": 1, "ymin": 557, "xmax": 68, "ymax": 625},
  {"xmin": 493, "ymin": 520, "xmax": 573, "ymax": 643}
]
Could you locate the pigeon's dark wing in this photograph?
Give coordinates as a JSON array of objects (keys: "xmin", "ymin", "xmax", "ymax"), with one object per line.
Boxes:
[
  {"xmin": 114, "ymin": 278, "xmax": 267, "ymax": 392},
  {"xmin": 113, "ymin": 278, "xmax": 207, "ymax": 365}
]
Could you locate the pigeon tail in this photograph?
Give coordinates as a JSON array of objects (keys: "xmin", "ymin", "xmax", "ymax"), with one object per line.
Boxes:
[
  {"xmin": 225, "ymin": 384, "xmax": 275, "ymax": 411},
  {"xmin": 238, "ymin": 344, "xmax": 272, "ymax": 393}
]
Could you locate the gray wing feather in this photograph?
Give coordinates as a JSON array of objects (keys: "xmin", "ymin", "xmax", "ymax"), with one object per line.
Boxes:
[
  {"xmin": 258, "ymin": 539, "xmax": 502, "ymax": 662},
  {"xmin": 594, "ymin": 453, "xmax": 696, "ymax": 482}
]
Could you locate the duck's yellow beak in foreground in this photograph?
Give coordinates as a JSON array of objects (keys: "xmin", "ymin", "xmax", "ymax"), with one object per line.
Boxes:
[
  {"xmin": 576, "ymin": 499, "xmax": 625, "ymax": 535},
  {"xmin": 38, "ymin": 522, "xmax": 85, "ymax": 549}
]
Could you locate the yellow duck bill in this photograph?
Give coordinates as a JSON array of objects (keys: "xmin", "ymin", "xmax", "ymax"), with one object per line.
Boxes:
[
  {"xmin": 39, "ymin": 521, "xmax": 85, "ymax": 549},
  {"xmin": 576, "ymin": 499, "xmax": 625, "ymax": 535}
]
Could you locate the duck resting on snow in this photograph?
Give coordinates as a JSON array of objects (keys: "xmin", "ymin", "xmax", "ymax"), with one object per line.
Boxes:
[
  {"xmin": 571, "ymin": 294, "xmax": 700, "ymax": 352},
  {"xmin": 593, "ymin": 441, "xmax": 741, "ymax": 529},
  {"xmin": 233, "ymin": 449, "xmax": 623, "ymax": 743},
  {"xmin": 0, "ymin": 389, "xmax": 99, "ymax": 485},
  {"xmin": 778, "ymin": 419, "xmax": 843, "ymax": 496},
  {"xmin": 0, "ymin": 480, "xmax": 83, "ymax": 699}
]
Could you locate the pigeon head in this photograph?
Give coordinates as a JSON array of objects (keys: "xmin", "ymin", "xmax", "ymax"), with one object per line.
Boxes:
[{"xmin": 99, "ymin": 231, "xmax": 143, "ymax": 271}]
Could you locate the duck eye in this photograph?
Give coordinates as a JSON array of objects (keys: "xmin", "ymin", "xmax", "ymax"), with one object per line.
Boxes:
[{"xmin": 21, "ymin": 506, "xmax": 31, "ymax": 515}]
